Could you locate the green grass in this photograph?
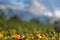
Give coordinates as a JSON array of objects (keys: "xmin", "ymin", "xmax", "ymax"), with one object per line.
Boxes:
[{"xmin": 0, "ymin": 18, "xmax": 59, "ymax": 40}]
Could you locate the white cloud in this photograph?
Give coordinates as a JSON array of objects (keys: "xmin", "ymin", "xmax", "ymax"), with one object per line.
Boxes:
[
  {"xmin": 28, "ymin": 0, "xmax": 53, "ymax": 17},
  {"xmin": 55, "ymin": 10, "xmax": 60, "ymax": 17},
  {"xmin": 44, "ymin": 11, "xmax": 53, "ymax": 17},
  {"xmin": 28, "ymin": 0, "xmax": 45, "ymax": 15}
]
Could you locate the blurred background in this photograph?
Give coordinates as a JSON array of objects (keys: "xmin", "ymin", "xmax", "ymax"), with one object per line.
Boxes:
[{"xmin": 0, "ymin": 0, "xmax": 60, "ymax": 24}]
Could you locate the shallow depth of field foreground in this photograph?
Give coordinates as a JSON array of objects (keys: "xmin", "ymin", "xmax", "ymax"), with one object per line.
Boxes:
[{"xmin": 0, "ymin": 17, "xmax": 60, "ymax": 40}]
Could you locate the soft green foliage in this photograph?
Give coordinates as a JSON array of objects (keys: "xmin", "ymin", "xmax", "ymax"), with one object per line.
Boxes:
[
  {"xmin": 0, "ymin": 17, "xmax": 55, "ymax": 33},
  {"xmin": 0, "ymin": 17, "xmax": 59, "ymax": 40}
]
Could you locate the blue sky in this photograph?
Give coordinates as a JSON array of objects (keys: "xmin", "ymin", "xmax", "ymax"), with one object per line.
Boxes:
[
  {"xmin": 0, "ymin": 0, "xmax": 60, "ymax": 17},
  {"xmin": 0, "ymin": 0, "xmax": 32, "ymax": 8},
  {"xmin": 0, "ymin": 0, "xmax": 60, "ymax": 10},
  {"xmin": 40, "ymin": 0, "xmax": 60, "ymax": 17},
  {"xmin": 40, "ymin": 0, "xmax": 60, "ymax": 10},
  {"xmin": 0, "ymin": 0, "xmax": 60, "ymax": 24},
  {"xmin": 29, "ymin": 0, "xmax": 60, "ymax": 17}
]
